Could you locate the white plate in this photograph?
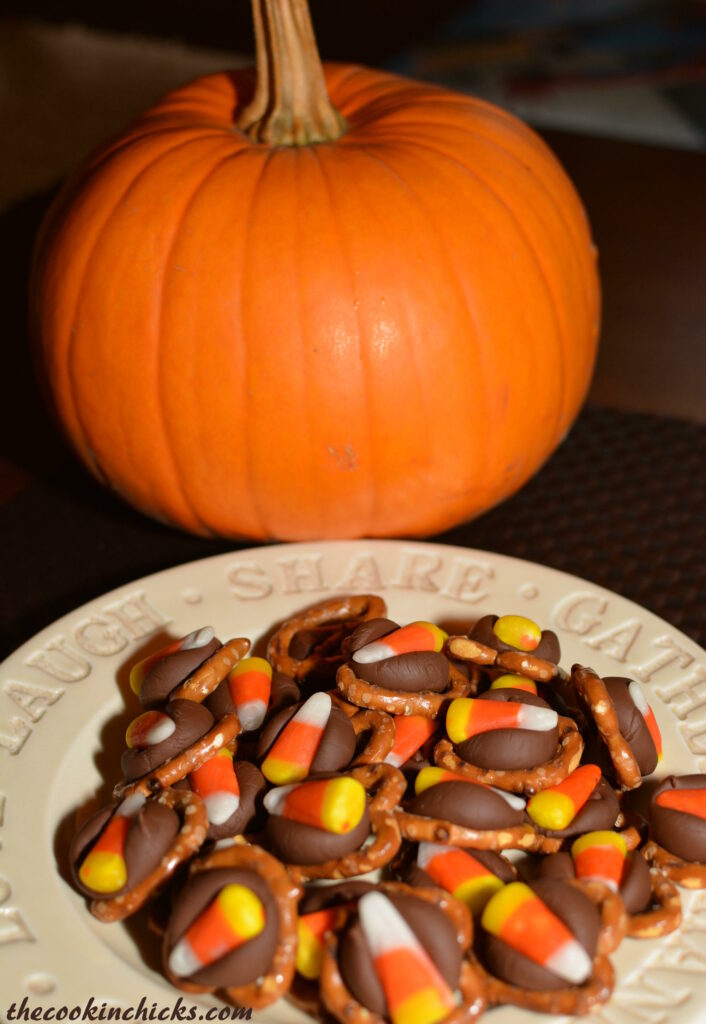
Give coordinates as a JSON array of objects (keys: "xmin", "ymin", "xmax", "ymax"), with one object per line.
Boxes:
[{"xmin": 2, "ymin": 540, "xmax": 706, "ymax": 1023}]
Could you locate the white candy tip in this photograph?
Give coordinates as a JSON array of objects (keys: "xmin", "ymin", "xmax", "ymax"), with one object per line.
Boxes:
[
  {"xmin": 302, "ymin": 691, "xmax": 332, "ymax": 716},
  {"xmin": 490, "ymin": 786, "xmax": 526, "ymax": 811},
  {"xmin": 546, "ymin": 939, "xmax": 593, "ymax": 985},
  {"xmin": 358, "ymin": 892, "xmax": 416, "ymax": 957},
  {"xmin": 518, "ymin": 705, "xmax": 559, "ymax": 731},
  {"xmin": 204, "ymin": 792, "xmax": 240, "ymax": 826},
  {"xmin": 628, "ymin": 680, "xmax": 650, "ymax": 716},
  {"xmin": 183, "ymin": 626, "xmax": 215, "ymax": 650},
  {"xmin": 352, "ymin": 641, "xmax": 389, "ymax": 665},
  {"xmin": 117, "ymin": 792, "xmax": 146, "ymax": 819},
  {"xmin": 147, "ymin": 716, "xmax": 176, "ymax": 746},
  {"xmin": 263, "ymin": 784, "xmax": 296, "ymax": 816},
  {"xmin": 417, "ymin": 841, "xmax": 451, "ymax": 869},
  {"xmin": 237, "ymin": 700, "xmax": 267, "ymax": 731},
  {"xmin": 168, "ymin": 939, "xmax": 201, "ymax": 978}
]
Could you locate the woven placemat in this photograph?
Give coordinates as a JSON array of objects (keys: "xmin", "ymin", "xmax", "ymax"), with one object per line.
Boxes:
[{"xmin": 1, "ymin": 405, "xmax": 704, "ymax": 659}]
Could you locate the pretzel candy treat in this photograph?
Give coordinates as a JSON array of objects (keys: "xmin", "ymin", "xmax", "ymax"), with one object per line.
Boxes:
[
  {"xmin": 131, "ymin": 627, "xmax": 222, "ymax": 708},
  {"xmin": 257, "ymin": 692, "xmax": 357, "ymax": 783},
  {"xmin": 175, "ymin": 754, "xmax": 266, "ymax": 841},
  {"xmin": 446, "ymin": 614, "xmax": 563, "ymax": 683},
  {"xmin": 644, "ymin": 775, "xmax": 706, "ymax": 888},
  {"xmin": 408, "ymin": 842, "xmax": 517, "ymax": 914}
]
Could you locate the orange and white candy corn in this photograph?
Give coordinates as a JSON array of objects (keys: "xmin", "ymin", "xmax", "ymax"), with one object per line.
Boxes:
[
  {"xmin": 526, "ymin": 764, "xmax": 602, "ymax": 831},
  {"xmin": 490, "ymin": 674, "xmax": 538, "ymax": 695},
  {"xmin": 168, "ymin": 883, "xmax": 265, "ymax": 977},
  {"xmin": 261, "ymin": 692, "xmax": 331, "ymax": 784},
  {"xmin": 125, "ymin": 710, "xmax": 175, "ymax": 749},
  {"xmin": 188, "ymin": 748, "xmax": 240, "ymax": 826},
  {"xmin": 482, "ymin": 882, "xmax": 592, "ymax": 985},
  {"xmin": 413, "ymin": 767, "xmax": 526, "ymax": 810},
  {"xmin": 227, "ymin": 656, "xmax": 272, "ymax": 731},
  {"xmin": 358, "ymin": 892, "xmax": 456, "ymax": 1024},
  {"xmin": 492, "ymin": 616, "xmax": 542, "ymax": 652},
  {"xmin": 417, "ymin": 842, "xmax": 504, "ymax": 914},
  {"xmin": 264, "ymin": 776, "xmax": 367, "ymax": 835},
  {"xmin": 571, "ymin": 831, "xmax": 627, "ymax": 891},
  {"xmin": 78, "ymin": 792, "xmax": 146, "ymax": 893},
  {"xmin": 384, "ymin": 716, "xmax": 438, "ymax": 768},
  {"xmin": 655, "ymin": 788, "xmax": 706, "ymax": 820},
  {"xmin": 352, "ymin": 622, "xmax": 447, "ymax": 665},
  {"xmin": 129, "ymin": 627, "xmax": 215, "ymax": 696},
  {"xmin": 297, "ymin": 906, "xmax": 347, "ymax": 979},
  {"xmin": 445, "ymin": 697, "xmax": 557, "ymax": 744},
  {"xmin": 628, "ymin": 681, "xmax": 662, "ymax": 762}
]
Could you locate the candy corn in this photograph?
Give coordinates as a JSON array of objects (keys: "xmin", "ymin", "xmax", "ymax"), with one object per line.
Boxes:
[
  {"xmin": 384, "ymin": 716, "xmax": 438, "ymax": 768},
  {"xmin": 526, "ymin": 765, "xmax": 602, "ymax": 831},
  {"xmin": 481, "ymin": 882, "xmax": 592, "ymax": 985},
  {"xmin": 264, "ymin": 776, "xmax": 367, "ymax": 834},
  {"xmin": 446, "ymin": 697, "xmax": 557, "ymax": 744},
  {"xmin": 490, "ymin": 674, "xmax": 538, "ymax": 695},
  {"xmin": 168, "ymin": 884, "xmax": 265, "ymax": 977},
  {"xmin": 261, "ymin": 692, "xmax": 332, "ymax": 784},
  {"xmin": 188, "ymin": 748, "xmax": 240, "ymax": 826},
  {"xmin": 358, "ymin": 892, "xmax": 456, "ymax": 1024},
  {"xmin": 297, "ymin": 907, "xmax": 346, "ymax": 979},
  {"xmin": 129, "ymin": 627, "xmax": 215, "ymax": 696},
  {"xmin": 655, "ymin": 788, "xmax": 706, "ymax": 820},
  {"xmin": 78, "ymin": 793, "xmax": 145, "ymax": 893},
  {"xmin": 417, "ymin": 842, "xmax": 504, "ymax": 914},
  {"xmin": 571, "ymin": 831, "xmax": 628, "ymax": 891},
  {"xmin": 125, "ymin": 710, "xmax": 175, "ymax": 749},
  {"xmin": 492, "ymin": 616, "xmax": 542, "ymax": 652},
  {"xmin": 227, "ymin": 656, "xmax": 272, "ymax": 731},
  {"xmin": 628, "ymin": 681, "xmax": 662, "ymax": 762},
  {"xmin": 413, "ymin": 767, "xmax": 526, "ymax": 810},
  {"xmin": 352, "ymin": 622, "xmax": 447, "ymax": 665}
]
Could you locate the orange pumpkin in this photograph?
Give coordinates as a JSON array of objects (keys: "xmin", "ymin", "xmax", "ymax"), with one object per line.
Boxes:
[{"xmin": 31, "ymin": 0, "xmax": 600, "ymax": 540}]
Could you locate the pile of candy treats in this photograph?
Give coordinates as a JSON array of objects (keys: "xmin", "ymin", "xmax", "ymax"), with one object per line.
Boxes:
[{"xmin": 69, "ymin": 595, "xmax": 706, "ymax": 1022}]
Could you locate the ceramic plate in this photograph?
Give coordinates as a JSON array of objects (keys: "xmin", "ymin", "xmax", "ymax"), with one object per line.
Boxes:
[{"xmin": 2, "ymin": 540, "xmax": 706, "ymax": 1023}]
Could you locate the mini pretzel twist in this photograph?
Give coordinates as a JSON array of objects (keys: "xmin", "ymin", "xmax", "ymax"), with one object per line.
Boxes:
[
  {"xmin": 90, "ymin": 789, "xmax": 208, "ymax": 923},
  {"xmin": 171, "ymin": 638, "xmax": 251, "ymax": 702},
  {"xmin": 445, "ymin": 636, "xmax": 564, "ymax": 682},
  {"xmin": 285, "ymin": 764, "xmax": 406, "ymax": 883},
  {"xmin": 433, "ymin": 715, "xmax": 583, "ymax": 796},
  {"xmin": 166, "ymin": 839, "xmax": 301, "ymax": 1009},
  {"xmin": 268, "ymin": 595, "xmax": 387, "ymax": 680},
  {"xmin": 643, "ymin": 840, "xmax": 706, "ymax": 889},
  {"xmin": 571, "ymin": 665, "xmax": 642, "ymax": 790},
  {"xmin": 319, "ymin": 882, "xmax": 487, "ymax": 1024},
  {"xmin": 350, "ymin": 709, "xmax": 395, "ymax": 765},
  {"xmin": 336, "ymin": 661, "xmax": 478, "ymax": 719},
  {"xmin": 626, "ymin": 863, "xmax": 682, "ymax": 938}
]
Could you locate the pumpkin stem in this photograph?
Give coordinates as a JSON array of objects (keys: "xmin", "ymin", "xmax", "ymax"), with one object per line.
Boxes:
[{"xmin": 239, "ymin": 0, "xmax": 346, "ymax": 145}]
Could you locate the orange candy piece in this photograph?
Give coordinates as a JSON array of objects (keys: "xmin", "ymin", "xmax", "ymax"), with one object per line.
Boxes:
[
  {"xmin": 656, "ymin": 788, "xmax": 706, "ymax": 821},
  {"xmin": 385, "ymin": 716, "xmax": 438, "ymax": 768}
]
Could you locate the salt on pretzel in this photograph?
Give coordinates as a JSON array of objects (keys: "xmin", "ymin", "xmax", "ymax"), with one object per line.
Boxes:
[
  {"xmin": 90, "ymin": 789, "xmax": 208, "ymax": 923},
  {"xmin": 474, "ymin": 879, "xmax": 625, "ymax": 1016},
  {"xmin": 626, "ymin": 863, "xmax": 682, "ymax": 938},
  {"xmin": 571, "ymin": 665, "xmax": 643, "ymax": 790},
  {"xmin": 446, "ymin": 635, "xmax": 565, "ymax": 682},
  {"xmin": 336, "ymin": 661, "xmax": 479, "ymax": 719},
  {"xmin": 319, "ymin": 882, "xmax": 486, "ymax": 1024},
  {"xmin": 433, "ymin": 715, "xmax": 583, "ymax": 796},
  {"xmin": 165, "ymin": 839, "xmax": 301, "ymax": 1009},
  {"xmin": 284, "ymin": 763, "xmax": 406, "ymax": 883},
  {"xmin": 114, "ymin": 638, "xmax": 249, "ymax": 799},
  {"xmin": 268, "ymin": 595, "xmax": 387, "ymax": 680},
  {"xmin": 643, "ymin": 839, "xmax": 706, "ymax": 889},
  {"xmin": 350, "ymin": 708, "xmax": 395, "ymax": 765}
]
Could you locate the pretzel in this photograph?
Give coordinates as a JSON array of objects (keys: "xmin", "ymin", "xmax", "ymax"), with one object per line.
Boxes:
[
  {"xmin": 268, "ymin": 595, "xmax": 387, "ymax": 680},
  {"xmin": 90, "ymin": 789, "xmax": 208, "ymax": 923},
  {"xmin": 474, "ymin": 879, "xmax": 624, "ymax": 1016},
  {"xmin": 433, "ymin": 715, "xmax": 583, "ymax": 796},
  {"xmin": 446, "ymin": 635, "xmax": 566, "ymax": 682},
  {"xmin": 320, "ymin": 882, "xmax": 486, "ymax": 1024},
  {"xmin": 394, "ymin": 803, "xmax": 562, "ymax": 853},
  {"xmin": 626, "ymin": 863, "xmax": 682, "ymax": 938},
  {"xmin": 571, "ymin": 665, "xmax": 642, "ymax": 790},
  {"xmin": 165, "ymin": 839, "xmax": 301, "ymax": 1009},
  {"xmin": 114, "ymin": 639, "xmax": 249, "ymax": 799},
  {"xmin": 284, "ymin": 764, "xmax": 406, "ymax": 883},
  {"xmin": 336, "ymin": 661, "xmax": 478, "ymax": 719},
  {"xmin": 643, "ymin": 840, "xmax": 706, "ymax": 889},
  {"xmin": 349, "ymin": 708, "xmax": 395, "ymax": 765}
]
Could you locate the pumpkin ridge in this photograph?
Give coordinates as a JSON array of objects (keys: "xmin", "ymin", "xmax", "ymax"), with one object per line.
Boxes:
[
  {"xmin": 358, "ymin": 144, "xmax": 486, "ymax": 506},
  {"xmin": 153, "ymin": 147, "xmax": 243, "ymax": 534},
  {"xmin": 374, "ymin": 117, "xmax": 596, "ymax": 335},
  {"xmin": 63, "ymin": 133, "xmax": 231, "ymax": 483},
  {"xmin": 385, "ymin": 136, "xmax": 570, "ymax": 443},
  {"xmin": 311, "ymin": 145, "xmax": 378, "ymax": 535}
]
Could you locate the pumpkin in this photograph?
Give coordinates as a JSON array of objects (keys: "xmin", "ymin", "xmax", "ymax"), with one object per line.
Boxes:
[{"xmin": 31, "ymin": 0, "xmax": 600, "ymax": 540}]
